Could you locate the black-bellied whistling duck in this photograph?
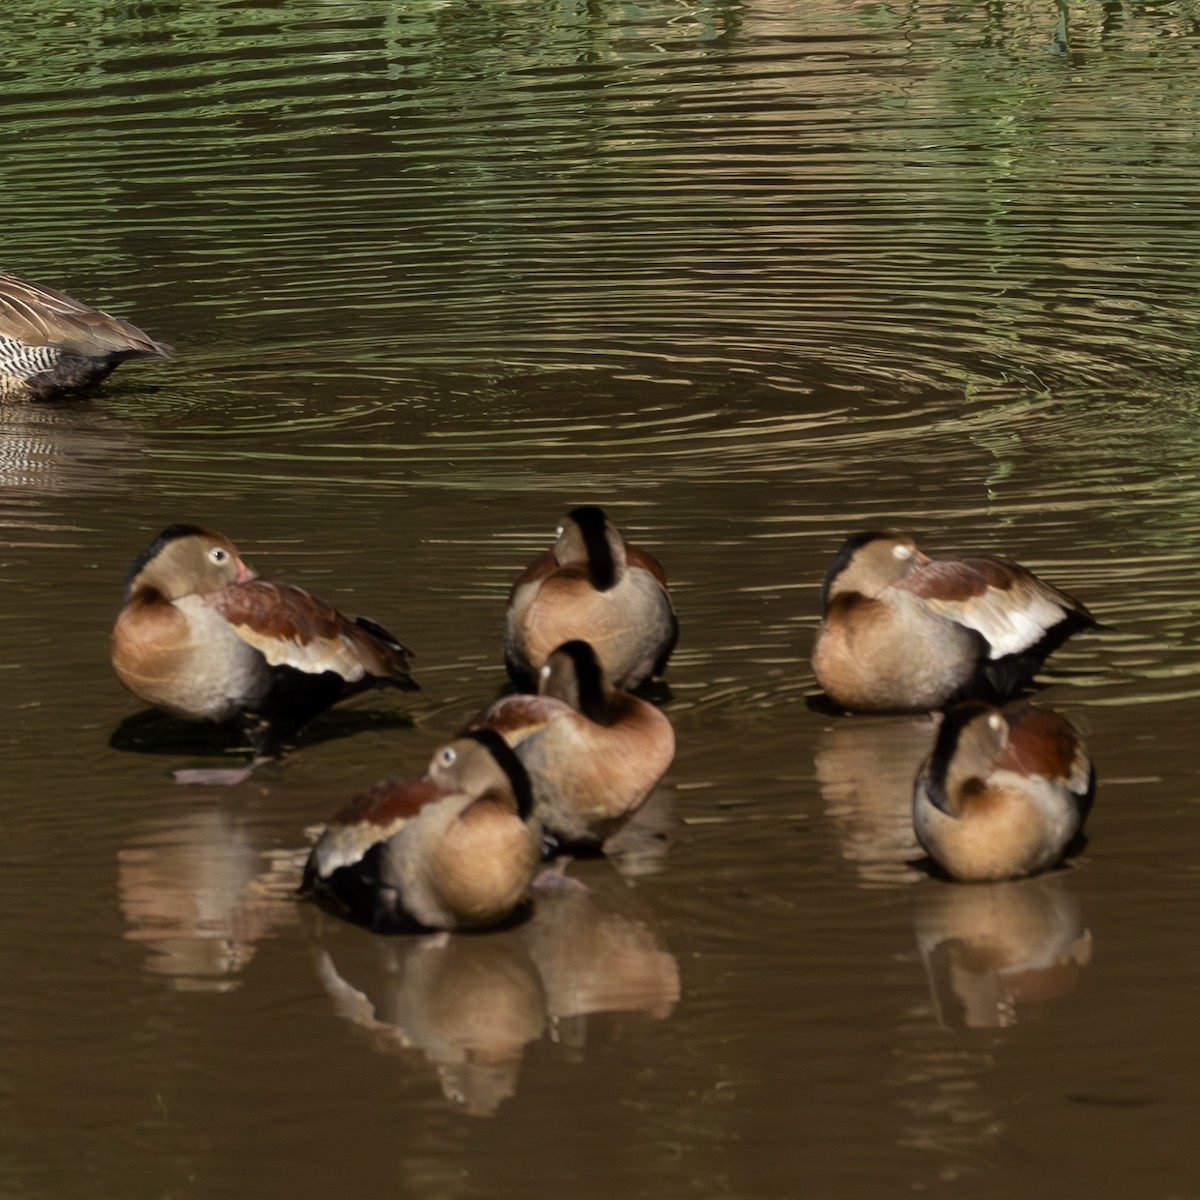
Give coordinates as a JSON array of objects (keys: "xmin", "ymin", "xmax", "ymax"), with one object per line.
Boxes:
[
  {"xmin": 469, "ymin": 640, "xmax": 674, "ymax": 850},
  {"xmin": 812, "ymin": 531, "xmax": 1095, "ymax": 712},
  {"xmin": 0, "ymin": 271, "xmax": 171, "ymax": 399},
  {"xmin": 111, "ymin": 524, "xmax": 418, "ymax": 759},
  {"xmin": 504, "ymin": 506, "xmax": 678, "ymax": 692},
  {"xmin": 913, "ymin": 702, "xmax": 1094, "ymax": 882},
  {"xmin": 301, "ymin": 729, "xmax": 542, "ymax": 932}
]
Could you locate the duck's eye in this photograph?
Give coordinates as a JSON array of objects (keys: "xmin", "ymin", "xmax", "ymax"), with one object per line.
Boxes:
[
  {"xmin": 893, "ymin": 544, "xmax": 913, "ymax": 561},
  {"xmin": 210, "ymin": 547, "xmax": 228, "ymax": 564},
  {"xmin": 437, "ymin": 747, "xmax": 457, "ymax": 767},
  {"xmin": 540, "ymin": 664, "xmax": 552, "ymax": 679}
]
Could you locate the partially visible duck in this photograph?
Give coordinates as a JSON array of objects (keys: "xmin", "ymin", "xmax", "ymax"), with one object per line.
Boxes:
[
  {"xmin": 469, "ymin": 640, "xmax": 675, "ymax": 849},
  {"xmin": 111, "ymin": 524, "xmax": 418, "ymax": 757},
  {"xmin": 812, "ymin": 531, "xmax": 1095, "ymax": 712},
  {"xmin": 913, "ymin": 702, "xmax": 1094, "ymax": 882},
  {"xmin": 0, "ymin": 271, "xmax": 171, "ymax": 399},
  {"xmin": 301, "ymin": 729, "xmax": 543, "ymax": 932},
  {"xmin": 504, "ymin": 506, "xmax": 678, "ymax": 692}
]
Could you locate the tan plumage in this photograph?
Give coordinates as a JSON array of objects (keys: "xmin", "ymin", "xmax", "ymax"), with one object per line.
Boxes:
[
  {"xmin": 913, "ymin": 702, "xmax": 1094, "ymax": 882},
  {"xmin": 302, "ymin": 730, "xmax": 543, "ymax": 932},
  {"xmin": 469, "ymin": 640, "xmax": 675, "ymax": 849},
  {"xmin": 812, "ymin": 531, "xmax": 1095, "ymax": 712},
  {"xmin": 504, "ymin": 506, "xmax": 677, "ymax": 691},
  {"xmin": 0, "ymin": 271, "xmax": 170, "ymax": 398},
  {"xmin": 111, "ymin": 524, "xmax": 417, "ymax": 755}
]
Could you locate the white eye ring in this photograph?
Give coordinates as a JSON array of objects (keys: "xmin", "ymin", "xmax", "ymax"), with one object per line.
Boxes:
[
  {"xmin": 540, "ymin": 664, "xmax": 552, "ymax": 679},
  {"xmin": 893, "ymin": 544, "xmax": 913, "ymax": 561},
  {"xmin": 988, "ymin": 713, "xmax": 1005, "ymax": 732},
  {"xmin": 210, "ymin": 547, "xmax": 228, "ymax": 563},
  {"xmin": 555, "ymin": 525, "xmax": 564, "ymax": 538},
  {"xmin": 437, "ymin": 747, "xmax": 457, "ymax": 767}
]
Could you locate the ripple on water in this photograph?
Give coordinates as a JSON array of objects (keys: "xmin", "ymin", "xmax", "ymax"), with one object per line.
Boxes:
[
  {"xmin": 5, "ymin": 1, "xmax": 1200, "ymax": 412},
  {"xmin": 4, "ymin": 1, "xmax": 1200, "ymax": 1191}
]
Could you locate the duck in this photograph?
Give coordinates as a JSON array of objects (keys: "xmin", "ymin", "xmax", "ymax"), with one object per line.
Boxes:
[
  {"xmin": 301, "ymin": 729, "xmax": 543, "ymax": 932},
  {"xmin": 111, "ymin": 524, "xmax": 418, "ymax": 757},
  {"xmin": 468, "ymin": 640, "xmax": 675, "ymax": 849},
  {"xmin": 504, "ymin": 505, "xmax": 678, "ymax": 692},
  {"xmin": 0, "ymin": 271, "xmax": 171, "ymax": 399},
  {"xmin": 812, "ymin": 531, "xmax": 1095, "ymax": 712},
  {"xmin": 912, "ymin": 702, "xmax": 1094, "ymax": 882}
]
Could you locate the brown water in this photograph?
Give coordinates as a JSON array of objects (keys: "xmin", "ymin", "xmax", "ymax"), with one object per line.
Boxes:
[{"xmin": 4, "ymin": 1, "xmax": 1200, "ymax": 1196}]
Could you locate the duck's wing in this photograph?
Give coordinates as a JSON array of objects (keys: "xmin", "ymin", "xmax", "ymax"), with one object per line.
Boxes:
[
  {"xmin": 304, "ymin": 777, "xmax": 441, "ymax": 881},
  {"xmin": 1002, "ymin": 707, "xmax": 1093, "ymax": 797},
  {"xmin": 210, "ymin": 580, "xmax": 417, "ymax": 687},
  {"xmin": 0, "ymin": 272, "xmax": 171, "ymax": 359},
  {"xmin": 901, "ymin": 555, "xmax": 1091, "ymax": 659},
  {"xmin": 626, "ymin": 543, "xmax": 670, "ymax": 587},
  {"xmin": 507, "ymin": 548, "xmax": 559, "ymax": 600},
  {"xmin": 465, "ymin": 694, "xmax": 570, "ymax": 744}
]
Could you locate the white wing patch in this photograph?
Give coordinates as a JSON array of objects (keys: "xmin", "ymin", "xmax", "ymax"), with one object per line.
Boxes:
[
  {"xmin": 924, "ymin": 588, "xmax": 1067, "ymax": 659},
  {"xmin": 310, "ymin": 814, "xmax": 408, "ymax": 877},
  {"xmin": 229, "ymin": 623, "xmax": 370, "ymax": 681},
  {"xmin": 1066, "ymin": 747, "xmax": 1093, "ymax": 796}
]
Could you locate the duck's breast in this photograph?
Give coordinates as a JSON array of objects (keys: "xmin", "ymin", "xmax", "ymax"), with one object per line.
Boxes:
[{"xmin": 113, "ymin": 595, "xmax": 270, "ymax": 722}]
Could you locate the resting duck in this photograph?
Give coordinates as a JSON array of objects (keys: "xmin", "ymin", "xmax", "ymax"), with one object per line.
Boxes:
[
  {"xmin": 301, "ymin": 729, "xmax": 542, "ymax": 932},
  {"xmin": 812, "ymin": 531, "xmax": 1095, "ymax": 712},
  {"xmin": 0, "ymin": 271, "xmax": 171, "ymax": 399},
  {"xmin": 504, "ymin": 506, "xmax": 678, "ymax": 691},
  {"xmin": 913, "ymin": 702, "xmax": 1094, "ymax": 881},
  {"xmin": 469, "ymin": 640, "xmax": 675, "ymax": 849},
  {"xmin": 111, "ymin": 524, "xmax": 418, "ymax": 756}
]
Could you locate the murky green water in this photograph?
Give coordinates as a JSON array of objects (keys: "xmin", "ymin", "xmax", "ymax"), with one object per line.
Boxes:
[{"xmin": 4, "ymin": 2, "xmax": 1200, "ymax": 1197}]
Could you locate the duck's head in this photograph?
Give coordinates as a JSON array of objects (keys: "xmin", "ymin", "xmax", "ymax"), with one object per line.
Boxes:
[
  {"xmin": 124, "ymin": 524, "xmax": 256, "ymax": 603},
  {"xmin": 821, "ymin": 530, "xmax": 925, "ymax": 607},
  {"xmin": 925, "ymin": 702, "xmax": 1010, "ymax": 815},
  {"xmin": 538, "ymin": 640, "xmax": 611, "ymax": 724},
  {"xmin": 552, "ymin": 506, "xmax": 627, "ymax": 591},
  {"xmin": 428, "ymin": 729, "xmax": 535, "ymax": 820}
]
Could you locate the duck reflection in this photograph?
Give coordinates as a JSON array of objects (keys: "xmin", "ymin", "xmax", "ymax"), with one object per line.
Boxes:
[
  {"xmin": 311, "ymin": 929, "xmax": 546, "ymax": 1116},
  {"xmin": 309, "ymin": 862, "xmax": 680, "ymax": 1114},
  {"xmin": 108, "ymin": 703, "xmax": 415, "ymax": 780},
  {"xmin": 521, "ymin": 866, "xmax": 681, "ymax": 1052},
  {"xmin": 912, "ymin": 873, "xmax": 1093, "ymax": 1031},
  {"xmin": 814, "ymin": 715, "xmax": 936, "ymax": 885},
  {"xmin": 601, "ymin": 784, "xmax": 675, "ymax": 878},
  {"xmin": 0, "ymin": 400, "xmax": 146, "ymax": 495},
  {"xmin": 117, "ymin": 807, "xmax": 300, "ymax": 991}
]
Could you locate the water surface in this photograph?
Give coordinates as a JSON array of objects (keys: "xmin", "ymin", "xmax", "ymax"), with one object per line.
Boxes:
[{"xmin": 4, "ymin": 2, "xmax": 1200, "ymax": 1197}]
